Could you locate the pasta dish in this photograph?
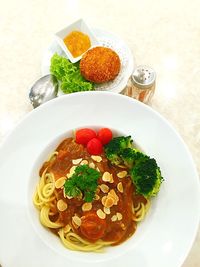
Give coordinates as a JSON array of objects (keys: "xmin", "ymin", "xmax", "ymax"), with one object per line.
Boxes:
[{"xmin": 33, "ymin": 128, "xmax": 163, "ymax": 252}]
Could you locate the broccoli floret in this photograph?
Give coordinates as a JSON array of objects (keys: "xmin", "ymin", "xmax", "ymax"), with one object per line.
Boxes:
[
  {"xmin": 105, "ymin": 135, "xmax": 163, "ymax": 197},
  {"xmin": 111, "ymin": 136, "xmax": 133, "ymax": 150},
  {"xmin": 130, "ymin": 157, "xmax": 163, "ymax": 198},
  {"xmin": 104, "ymin": 136, "xmax": 133, "ymax": 165},
  {"xmin": 120, "ymin": 148, "xmax": 149, "ymax": 168}
]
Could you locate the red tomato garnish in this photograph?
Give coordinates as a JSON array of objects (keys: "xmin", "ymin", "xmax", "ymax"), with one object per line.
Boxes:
[
  {"xmin": 75, "ymin": 128, "xmax": 96, "ymax": 145},
  {"xmin": 87, "ymin": 138, "xmax": 103, "ymax": 155},
  {"xmin": 97, "ymin": 128, "xmax": 113, "ymax": 145},
  {"xmin": 80, "ymin": 212, "xmax": 106, "ymax": 241}
]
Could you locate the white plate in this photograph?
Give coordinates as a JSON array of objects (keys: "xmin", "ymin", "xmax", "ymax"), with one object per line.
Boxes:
[
  {"xmin": 0, "ymin": 92, "xmax": 199, "ymax": 267},
  {"xmin": 41, "ymin": 28, "xmax": 134, "ymax": 93}
]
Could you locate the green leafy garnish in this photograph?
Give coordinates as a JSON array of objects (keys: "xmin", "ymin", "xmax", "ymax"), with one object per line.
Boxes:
[
  {"xmin": 64, "ymin": 165, "xmax": 100, "ymax": 202},
  {"xmin": 50, "ymin": 53, "xmax": 94, "ymax": 93}
]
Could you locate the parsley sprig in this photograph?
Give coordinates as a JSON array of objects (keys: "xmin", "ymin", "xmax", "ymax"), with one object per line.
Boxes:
[{"xmin": 64, "ymin": 165, "xmax": 100, "ymax": 202}]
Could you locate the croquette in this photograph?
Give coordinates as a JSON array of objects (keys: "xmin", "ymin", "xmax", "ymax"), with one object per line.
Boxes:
[{"xmin": 80, "ymin": 46, "xmax": 121, "ymax": 83}]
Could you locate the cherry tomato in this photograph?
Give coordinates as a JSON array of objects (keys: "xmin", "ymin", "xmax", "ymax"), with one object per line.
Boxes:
[
  {"xmin": 80, "ymin": 212, "xmax": 106, "ymax": 241},
  {"xmin": 75, "ymin": 128, "xmax": 96, "ymax": 145},
  {"xmin": 87, "ymin": 138, "xmax": 103, "ymax": 155},
  {"xmin": 97, "ymin": 128, "xmax": 113, "ymax": 145}
]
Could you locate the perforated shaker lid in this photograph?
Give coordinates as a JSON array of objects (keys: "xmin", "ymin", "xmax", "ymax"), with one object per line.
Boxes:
[{"xmin": 131, "ymin": 65, "xmax": 156, "ymax": 89}]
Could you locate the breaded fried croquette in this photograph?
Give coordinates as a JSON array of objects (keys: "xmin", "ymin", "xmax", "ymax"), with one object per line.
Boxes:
[{"xmin": 80, "ymin": 46, "xmax": 121, "ymax": 83}]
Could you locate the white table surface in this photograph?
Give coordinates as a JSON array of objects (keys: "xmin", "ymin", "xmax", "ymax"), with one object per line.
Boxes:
[{"xmin": 0, "ymin": 0, "xmax": 199, "ymax": 266}]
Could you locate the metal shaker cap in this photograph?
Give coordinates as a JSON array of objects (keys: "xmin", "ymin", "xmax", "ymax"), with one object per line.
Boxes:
[{"xmin": 131, "ymin": 65, "xmax": 156, "ymax": 89}]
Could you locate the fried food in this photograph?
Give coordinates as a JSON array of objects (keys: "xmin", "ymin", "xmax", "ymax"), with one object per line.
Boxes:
[{"xmin": 80, "ymin": 46, "xmax": 121, "ymax": 83}]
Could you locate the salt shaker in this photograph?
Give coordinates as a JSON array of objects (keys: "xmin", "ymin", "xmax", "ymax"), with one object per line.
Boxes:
[{"xmin": 124, "ymin": 65, "xmax": 156, "ymax": 103}]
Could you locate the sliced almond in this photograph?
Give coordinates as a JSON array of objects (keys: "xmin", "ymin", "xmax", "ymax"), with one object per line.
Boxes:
[
  {"xmin": 96, "ymin": 209, "xmax": 106, "ymax": 219},
  {"xmin": 89, "ymin": 162, "xmax": 95, "ymax": 169},
  {"xmin": 55, "ymin": 177, "xmax": 66, "ymax": 189},
  {"xmin": 63, "ymin": 188, "xmax": 67, "ymax": 198},
  {"xmin": 80, "ymin": 159, "xmax": 89, "ymax": 165},
  {"xmin": 66, "ymin": 194, "xmax": 73, "ymax": 199},
  {"xmin": 108, "ymin": 189, "xmax": 119, "ymax": 205},
  {"xmin": 67, "ymin": 166, "xmax": 77, "ymax": 178},
  {"xmin": 57, "ymin": 199, "xmax": 68, "ymax": 211},
  {"xmin": 72, "ymin": 158, "xmax": 82, "ymax": 165},
  {"xmin": 102, "ymin": 171, "xmax": 112, "ymax": 182},
  {"xmin": 111, "ymin": 215, "xmax": 118, "ymax": 222},
  {"xmin": 104, "ymin": 197, "xmax": 114, "ymax": 208},
  {"xmin": 117, "ymin": 171, "xmax": 127, "ymax": 178},
  {"xmin": 103, "ymin": 207, "xmax": 111, "ymax": 214},
  {"xmin": 72, "ymin": 215, "xmax": 82, "ymax": 227},
  {"xmin": 116, "ymin": 212, "xmax": 123, "ymax": 221},
  {"xmin": 101, "ymin": 195, "xmax": 107, "ymax": 206},
  {"xmin": 100, "ymin": 184, "xmax": 109, "ymax": 193},
  {"xmin": 117, "ymin": 182, "xmax": 123, "ymax": 193},
  {"xmin": 91, "ymin": 155, "xmax": 102, "ymax": 162},
  {"xmin": 94, "ymin": 194, "xmax": 100, "ymax": 200},
  {"xmin": 82, "ymin": 202, "xmax": 92, "ymax": 212},
  {"xmin": 109, "ymin": 174, "xmax": 114, "ymax": 183}
]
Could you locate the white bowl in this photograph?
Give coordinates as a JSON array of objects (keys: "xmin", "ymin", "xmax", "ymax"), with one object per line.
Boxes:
[
  {"xmin": 0, "ymin": 92, "xmax": 199, "ymax": 267},
  {"xmin": 54, "ymin": 18, "xmax": 99, "ymax": 63}
]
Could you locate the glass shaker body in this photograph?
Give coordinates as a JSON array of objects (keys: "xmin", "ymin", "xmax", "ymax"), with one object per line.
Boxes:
[{"xmin": 123, "ymin": 66, "xmax": 156, "ymax": 104}]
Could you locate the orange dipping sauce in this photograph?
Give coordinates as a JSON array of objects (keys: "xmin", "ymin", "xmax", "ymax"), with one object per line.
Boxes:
[{"xmin": 63, "ymin": 31, "xmax": 91, "ymax": 58}]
